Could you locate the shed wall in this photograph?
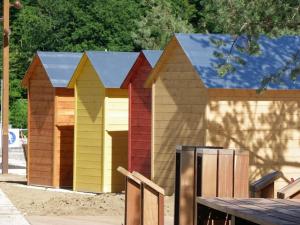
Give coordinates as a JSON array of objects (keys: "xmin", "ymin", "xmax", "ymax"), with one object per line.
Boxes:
[
  {"xmin": 129, "ymin": 57, "xmax": 152, "ymax": 178},
  {"xmin": 53, "ymin": 88, "xmax": 74, "ymax": 187},
  {"xmin": 55, "ymin": 88, "xmax": 75, "ymax": 125},
  {"xmin": 152, "ymin": 41, "xmax": 207, "ymax": 195},
  {"xmin": 74, "ymin": 59, "xmax": 104, "ymax": 193},
  {"xmin": 206, "ymin": 89, "xmax": 300, "ymax": 192},
  {"xmin": 103, "ymin": 89, "xmax": 128, "ymax": 192},
  {"xmin": 28, "ymin": 64, "xmax": 54, "ymax": 186}
]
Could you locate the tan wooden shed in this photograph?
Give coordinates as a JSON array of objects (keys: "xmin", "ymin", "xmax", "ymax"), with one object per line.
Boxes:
[
  {"xmin": 145, "ymin": 34, "xmax": 300, "ymax": 195},
  {"xmin": 22, "ymin": 51, "xmax": 82, "ymax": 188}
]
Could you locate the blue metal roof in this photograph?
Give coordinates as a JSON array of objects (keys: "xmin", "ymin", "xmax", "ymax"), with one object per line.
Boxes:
[
  {"xmin": 86, "ymin": 51, "xmax": 139, "ymax": 88},
  {"xmin": 175, "ymin": 34, "xmax": 300, "ymax": 89},
  {"xmin": 37, "ymin": 51, "xmax": 82, "ymax": 87},
  {"xmin": 142, "ymin": 50, "xmax": 162, "ymax": 67}
]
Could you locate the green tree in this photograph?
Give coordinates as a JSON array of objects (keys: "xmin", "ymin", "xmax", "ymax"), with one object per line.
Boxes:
[
  {"xmin": 197, "ymin": 0, "xmax": 300, "ymax": 35},
  {"xmin": 10, "ymin": 99, "xmax": 27, "ymax": 128},
  {"xmin": 132, "ymin": 0, "xmax": 194, "ymax": 49}
]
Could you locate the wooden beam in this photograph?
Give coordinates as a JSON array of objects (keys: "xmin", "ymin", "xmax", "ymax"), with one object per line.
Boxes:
[
  {"xmin": 117, "ymin": 167, "xmax": 142, "ymax": 225},
  {"xmin": 132, "ymin": 171, "xmax": 165, "ymax": 195},
  {"xmin": 2, "ymin": 0, "xmax": 10, "ymax": 174}
]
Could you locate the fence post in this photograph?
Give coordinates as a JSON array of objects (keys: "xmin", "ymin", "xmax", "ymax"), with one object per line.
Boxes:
[{"xmin": 117, "ymin": 167, "xmax": 142, "ymax": 225}]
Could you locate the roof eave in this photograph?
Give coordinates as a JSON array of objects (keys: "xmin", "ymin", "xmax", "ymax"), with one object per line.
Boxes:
[
  {"xmin": 21, "ymin": 54, "xmax": 41, "ymax": 88},
  {"xmin": 144, "ymin": 36, "xmax": 180, "ymax": 88}
]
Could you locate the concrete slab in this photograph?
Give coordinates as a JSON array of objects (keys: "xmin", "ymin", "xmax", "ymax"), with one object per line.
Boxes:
[
  {"xmin": 27, "ymin": 216, "xmax": 174, "ymax": 225},
  {"xmin": 0, "ymin": 189, "xmax": 30, "ymax": 225}
]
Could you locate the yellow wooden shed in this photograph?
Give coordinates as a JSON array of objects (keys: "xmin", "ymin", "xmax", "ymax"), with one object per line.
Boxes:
[
  {"xmin": 68, "ymin": 51, "xmax": 138, "ymax": 193},
  {"xmin": 145, "ymin": 34, "xmax": 300, "ymax": 195}
]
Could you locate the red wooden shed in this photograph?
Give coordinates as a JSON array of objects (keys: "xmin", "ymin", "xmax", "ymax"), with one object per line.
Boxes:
[{"xmin": 121, "ymin": 50, "xmax": 162, "ymax": 178}]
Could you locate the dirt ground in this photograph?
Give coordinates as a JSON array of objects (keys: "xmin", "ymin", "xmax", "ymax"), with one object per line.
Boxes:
[{"xmin": 0, "ymin": 174, "xmax": 174, "ymax": 217}]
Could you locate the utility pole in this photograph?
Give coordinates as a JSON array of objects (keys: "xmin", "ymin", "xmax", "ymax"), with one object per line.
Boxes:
[
  {"xmin": 2, "ymin": 0, "xmax": 10, "ymax": 174},
  {"xmin": 1, "ymin": 0, "xmax": 21, "ymax": 174}
]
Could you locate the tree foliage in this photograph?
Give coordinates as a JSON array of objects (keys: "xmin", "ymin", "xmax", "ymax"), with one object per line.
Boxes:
[
  {"xmin": 132, "ymin": 0, "xmax": 194, "ymax": 49},
  {"xmin": 9, "ymin": 98, "xmax": 27, "ymax": 128},
  {"xmin": 194, "ymin": 0, "xmax": 300, "ymax": 89}
]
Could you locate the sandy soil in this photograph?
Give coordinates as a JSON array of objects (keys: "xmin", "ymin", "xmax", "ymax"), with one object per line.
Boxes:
[{"xmin": 0, "ymin": 174, "xmax": 174, "ymax": 217}]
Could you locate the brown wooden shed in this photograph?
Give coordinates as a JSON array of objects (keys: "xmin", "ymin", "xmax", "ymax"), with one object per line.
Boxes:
[
  {"xmin": 145, "ymin": 34, "xmax": 300, "ymax": 195},
  {"xmin": 22, "ymin": 51, "xmax": 82, "ymax": 188}
]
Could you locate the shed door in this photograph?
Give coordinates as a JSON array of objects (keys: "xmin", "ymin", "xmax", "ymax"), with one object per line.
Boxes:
[
  {"xmin": 109, "ymin": 131, "xmax": 128, "ymax": 192},
  {"xmin": 58, "ymin": 125, "xmax": 74, "ymax": 187}
]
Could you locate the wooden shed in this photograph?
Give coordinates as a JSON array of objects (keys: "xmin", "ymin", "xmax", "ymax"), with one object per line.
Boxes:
[
  {"xmin": 145, "ymin": 34, "xmax": 300, "ymax": 195},
  {"xmin": 68, "ymin": 51, "xmax": 138, "ymax": 193},
  {"xmin": 121, "ymin": 50, "xmax": 162, "ymax": 178},
  {"xmin": 22, "ymin": 51, "xmax": 82, "ymax": 188}
]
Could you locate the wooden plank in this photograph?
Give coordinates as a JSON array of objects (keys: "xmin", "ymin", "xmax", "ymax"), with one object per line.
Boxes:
[
  {"xmin": 126, "ymin": 178, "xmax": 141, "ymax": 225},
  {"xmin": 231, "ymin": 199, "xmax": 300, "ymax": 224},
  {"xmin": 218, "ymin": 149, "xmax": 234, "ymax": 197},
  {"xmin": 249, "ymin": 199, "xmax": 300, "ymax": 220},
  {"xmin": 179, "ymin": 149, "xmax": 196, "ymax": 225},
  {"xmin": 132, "ymin": 171, "xmax": 165, "ymax": 195},
  {"xmin": 143, "ymin": 186, "xmax": 159, "ymax": 225},
  {"xmin": 117, "ymin": 167, "xmax": 141, "ymax": 185},
  {"xmin": 158, "ymin": 194, "xmax": 164, "ymax": 225},
  {"xmin": 197, "ymin": 198, "xmax": 298, "ymax": 225},
  {"xmin": 118, "ymin": 167, "xmax": 142, "ymax": 225},
  {"xmin": 201, "ymin": 151, "xmax": 218, "ymax": 197},
  {"xmin": 234, "ymin": 151, "xmax": 249, "ymax": 198}
]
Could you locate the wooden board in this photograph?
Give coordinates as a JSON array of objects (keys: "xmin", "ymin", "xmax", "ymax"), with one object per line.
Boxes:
[
  {"xmin": 125, "ymin": 179, "xmax": 141, "ymax": 225},
  {"xmin": 201, "ymin": 151, "xmax": 218, "ymax": 197},
  {"xmin": 179, "ymin": 149, "xmax": 196, "ymax": 225},
  {"xmin": 218, "ymin": 150, "xmax": 234, "ymax": 197},
  {"xmin": 197, "ymin": 197, "xmax": 300, "ymax": 225},
  {"xmin": 117, "ymin": 167, "xmax": 142, "ymax": 225},
  {"xmin": 143, "ymin": 187, "xmax": 159, "ymax": 225},
  {"xmin": 234, "ymin": 151, "xmax": 249, "ymax": 198}
]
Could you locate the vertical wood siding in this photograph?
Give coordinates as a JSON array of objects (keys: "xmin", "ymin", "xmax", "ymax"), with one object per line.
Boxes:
[
  {"xmin": 152, "ymin": 41, "xmax": 208, "ymax": 195},
  {"xmin": 103, "ymin": 89, "xmax": 128, "ymax": 192},
  {"xmin": 74, "ymin": 59, "xmax": 105, "ymax": 193},
  {"xmin": 206, "ymin": 90, "xmax": 300, "ymax": 192},
  {"xmin": 28, "ymin": 64, "xmax": 54, "ymax": 186},
  {"xmin": 128, "ymin": 56, "xmax": 152, "ymax": 178}
]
